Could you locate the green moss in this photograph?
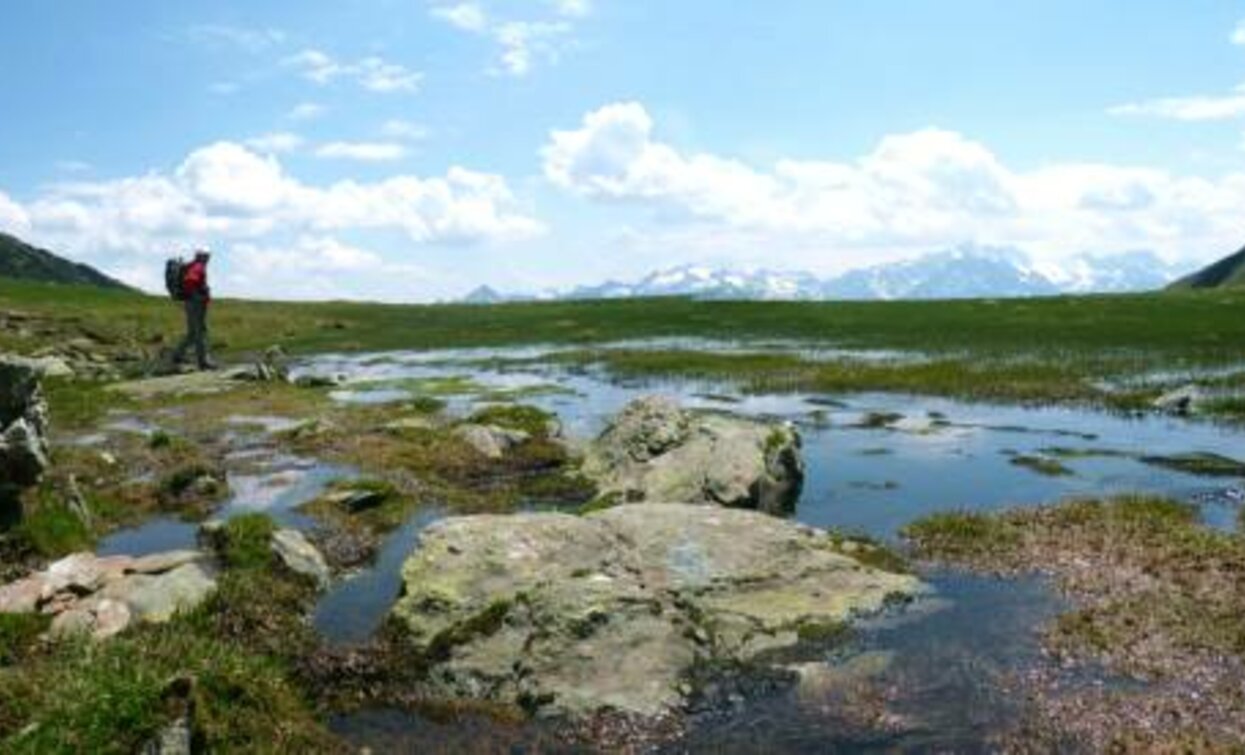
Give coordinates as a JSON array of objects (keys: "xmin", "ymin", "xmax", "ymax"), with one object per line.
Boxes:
[
  {"xmin": 794, "ymin": 619, "xmax": 853, "ymax": 645},
  {"xmin": 218, "ymin": 513, "xmax": 278, "ymax": 571},
  {"xmin": 408, "ymin": 396, "xmax": 448, "ymax": 414},
  {"xmin": 157, "ymin": 464, "xmax": 223, "ymax": 502},
  {"xmin": 1139, "ymin": 452, "xmax": 1245, "ymax": 477},
  {"xmin": 764, "ymin": 428, "xmax": 790, "ymax": 455},
  {"xmin": 425, "ymin": 599, "xmax": 514, "ymax": 662},
  {"xmin": 577, "ymin": 491, "xmax": 625, "ymax": 515},
  {"xmin": 825, "ymin": 532, "xmax": 911, "ymax": 574},
  {"xmin": 1009, "ymin": 454, "xmax": 1075, "ymax": 477},
  {"xmin": 902, "ymin": 510, "xmax": 1020, "ymax": 562},
  {"xmin": 466, "ymin": 404, "xmax": 555, "ymax": 437}
]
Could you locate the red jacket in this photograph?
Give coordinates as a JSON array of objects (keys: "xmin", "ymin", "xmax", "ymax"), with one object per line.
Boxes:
[{"xmin": 182, "ymin": 260, "xmax": 210, "ymax": 301}]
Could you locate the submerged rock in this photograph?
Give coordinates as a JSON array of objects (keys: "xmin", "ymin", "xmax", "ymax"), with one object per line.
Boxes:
[
  {"xmin": 393, "ymin": 503, "xmax": 922, "ymax": 719},
  {"xmin": 583, "ymin": 396, "xmax": 804, "ymax": 513}
]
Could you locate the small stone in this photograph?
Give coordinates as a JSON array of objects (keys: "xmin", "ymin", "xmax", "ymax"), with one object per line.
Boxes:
[
  {"xmin": 271, "ymin": 529, "xmax": 331, "ymax": 589},
  {"xmin": 0, "ymin": 575, "xmax": 46, "ymax": 613},
  {"xmin": 128, "ymin": 550, "xmax": 207, "ymax": 576}
]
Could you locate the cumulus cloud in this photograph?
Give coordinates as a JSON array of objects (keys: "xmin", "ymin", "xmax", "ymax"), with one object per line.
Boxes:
[
  {"xmin": 314, "ymin": 141, "xmax": 410, "ymax": 162},
  {"xmin": 1109, "ymin": 85, "xmax": 1245, "ymax": 121},
  {"xmin": 543, "ymin": 102, "xmax": 1245, "ymax": 264},
  {"xmin": 0, "ymin": 190, "xmax": 31, "ymax": 234},
  {"xmin": 284, "ymin": 49, "xmax": 422, "ymax": 93},
  {"xmin": 429, "ymin": 2, "xmax": 582, "ymax": 76},
  {"xmin": 5, "ymin": 141, "xmax": 542, "ymax": 272}
]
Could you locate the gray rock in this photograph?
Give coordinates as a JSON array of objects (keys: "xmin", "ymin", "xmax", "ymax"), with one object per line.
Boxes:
[
  {"xmin": 0, "ymin": 358, "xmax": 50, "ymax": 492},
  {"xmin": 0, "ymin": 355, "xmax": 74, "ymax": 379},
  {"xmin": 50, "ymin": 598, "xmax": 133, "ymax": 640},
  {"xmin": 271, "ymin": 529, "xmax": 331, "ymax": 589},
  {"xmin": 102, "ymin": 562, "xmax": 218, "ymax": 623},
  {"xmin": 454, "ymin": 424, "xmax": 530, "ymax": 460},
  {"xmin": 140, "ymin": 717, "xmax": 193, "ymax": 755},
  {"xmin": 393, "ymin": 503, "xmax": 922, "ymax": 719},
  {"xmin": 583, "ymin": 396, "xmax": 805, "ymax": 513},
  {"xmin": 1154, "ymin": 384, "xmax": 1207, "ymax": 416}
]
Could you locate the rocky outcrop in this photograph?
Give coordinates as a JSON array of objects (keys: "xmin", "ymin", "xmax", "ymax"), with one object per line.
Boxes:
[
  {"xmin": 0, "ymin": 358, "xmax": 50, "ymax": 525},
  {"xmin": 583, "ymin": 396, "xmax": 804, "ymax": 514},
  {"xmin": 0, "ymin": 358, "xmax": 50, "ymax": 487},
  {"xmin": 0, "ymin": 550, "xmax": 217, "ymax": 639},
  {"xmin": 393, "ymin": 503, "xmax": 922, "ymax": 719}
]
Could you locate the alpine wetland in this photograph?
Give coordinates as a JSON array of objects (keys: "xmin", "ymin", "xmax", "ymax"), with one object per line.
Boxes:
[{"xmin": 4, "ymin": 4, "xmax": 1245, "ymax": 753}]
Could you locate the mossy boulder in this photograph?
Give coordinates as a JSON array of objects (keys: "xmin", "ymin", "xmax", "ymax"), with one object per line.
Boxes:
[
  {"xmin": 582, "ymin": 396, "xmax": 805, "ymax": 514},
  {"xmin": 392, "ymin": 503, "xmax": 922, "ymax": 719}
]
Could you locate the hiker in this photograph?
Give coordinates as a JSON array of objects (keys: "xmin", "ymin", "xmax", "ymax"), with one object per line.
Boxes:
[{"xmin": 171, "ymin": 249, "xmax": 217, "ymax": 370}]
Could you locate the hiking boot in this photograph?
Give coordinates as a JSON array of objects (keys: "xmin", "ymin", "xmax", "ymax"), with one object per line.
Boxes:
[{"xmin": 198, "ymin": 360, "xmax": 219, "ymax": 371}]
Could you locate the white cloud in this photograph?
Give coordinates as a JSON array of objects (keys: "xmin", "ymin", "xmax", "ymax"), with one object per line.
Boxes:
[
  {"xmin": 433, "ymin": 2, "xmax": 489, "ymax": 32},
  {"xmin": 237, "ymin": 236, "xmax": 384, "ymax": 274},
  {"xmin": 1233, "ymin": 19, "xmax": 1245, "ymax": 45},
  {"xmin": 314, "ymin": 141, "xmax": 410, "ymax": 162},
  {"xmin": 551, "ymin": 0, "xmax": 591, "ymax": 18},
  {"xmin": 429, "ymin": 2, "xmax": 583, "ymax": 76},
  {"xmin": 4, "ymin": 141, "xmax": 542, "ymax": 273},
  {"xmin": 544, "ymin": 101, "xmax": 1245, "ymax": 266},
  {"xmin": 246, "ymin": 132, "xmax": 304, "ymax": 154},
  {"xmin": 494, "ymin": 20, "xmax": 571, "ymax": 76},
  {"xmin": 187, "ymin": 24, "xmax": 286, "ymax": 53},
  {"xmin": 0, "ymin": 191, "xmax": 30, "ymax": 234},
  {"xmin": 381, "ymin": 120, "xmax": 431, "ymax": 141},
  {"xmin": 1109, "ymin": 85, "xmax": 1245, "ymax": 121},
  {"xmin": 54, "ymin": 160, "xmax": 92, "ymax": 174},
  {"xmin": 284, "ymin": 49, "xmax": 422, "ymax": 93},
  {"xmin": 287, "ymin": 102, "xmax": 326, "ymax": 121}
]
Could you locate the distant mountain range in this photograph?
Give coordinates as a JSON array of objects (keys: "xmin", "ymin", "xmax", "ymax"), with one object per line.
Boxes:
[
  {"xmin": 1168, "ymin": 245, "xmax": 1245, "ymax": 291},
  {"xmin": 462, "ymin": 245, "xmax": 1190, "ymax": 303},
  {"xmin": 0, "ymin": 233, "xmax": 132, "ymax": 290}
]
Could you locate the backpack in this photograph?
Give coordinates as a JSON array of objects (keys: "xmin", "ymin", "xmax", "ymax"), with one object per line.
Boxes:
[{"xmin": 164, "ymin": 258, "xmax": 188, "ymax": 301}]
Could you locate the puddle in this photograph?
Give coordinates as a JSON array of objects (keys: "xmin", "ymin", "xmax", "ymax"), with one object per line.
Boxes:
[
  {"xmin": 313, "ymin": 508, "xmax": 444, "ymax": 645},
  {"xmin": 98, "ymin": 455, "xmax": 351, "ymax": 557}
]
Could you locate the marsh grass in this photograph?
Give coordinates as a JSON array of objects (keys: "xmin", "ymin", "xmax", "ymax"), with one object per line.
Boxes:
[{"xmin": 1009, "ymin": 455, "xmax": 1075, "ymax": 477}]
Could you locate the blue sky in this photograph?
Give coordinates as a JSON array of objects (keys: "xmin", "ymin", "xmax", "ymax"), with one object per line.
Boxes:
[{"xmin": 1, "ymin": 1, "xmax": 1243, "ymax": 300}]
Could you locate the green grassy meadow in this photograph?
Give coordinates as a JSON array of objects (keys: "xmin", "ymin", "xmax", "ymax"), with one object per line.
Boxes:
[{"xmin": 4, "ymin": 278, "xmax": 1245, "ymax": 408}]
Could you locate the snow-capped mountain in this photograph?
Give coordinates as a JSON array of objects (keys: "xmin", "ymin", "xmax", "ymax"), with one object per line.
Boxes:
[
  {"xmin": 461, "ymin": 246, "xmax": 1190, "ymax": 303},
  {"xmin": 565, "ymin": 267, "xmax": 826, "ymax": 301}
]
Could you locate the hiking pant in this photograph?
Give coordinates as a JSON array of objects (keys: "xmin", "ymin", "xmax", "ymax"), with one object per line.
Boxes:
[{"xmin": 173, "ymin": 296, "xmax": 211, "ymax": 368}]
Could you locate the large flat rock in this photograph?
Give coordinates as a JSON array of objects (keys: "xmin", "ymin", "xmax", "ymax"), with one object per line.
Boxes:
[{"xmin": 393, "ymin": 503, "xmax": 922, "ymax": 719}]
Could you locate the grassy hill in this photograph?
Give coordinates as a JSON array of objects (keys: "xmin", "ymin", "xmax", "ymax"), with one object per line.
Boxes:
[
  {"xmin": 1168, "ymin": 245, "xmax": 1245, "ymax": 290},
  {"xmin": 0, "ymin": 233, "xmax": 133, "ymax": 290}
]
